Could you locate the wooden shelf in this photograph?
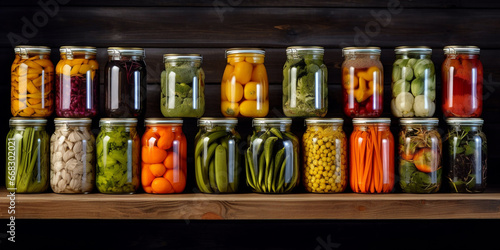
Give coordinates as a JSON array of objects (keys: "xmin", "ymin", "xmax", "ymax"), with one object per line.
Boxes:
[{"xmin": 2, "ymin": 188, "xmax": 500, "ymax": 220}]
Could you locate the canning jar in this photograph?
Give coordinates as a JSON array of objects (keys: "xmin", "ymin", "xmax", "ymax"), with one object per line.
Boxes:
[
  {"xmin": 11, "ymin": 45, "xmax": 54, "ymax": 117},
  {"xmin": 141, "ymin": 118, "xmax": 187, "ymax": 194},
  {"xmin": 194, "ymin": 118, "xmax": 241, "ymax": 193},
  {"xmin": 350, "ymin": 118, "xmax": 394, "ymax": 193},
  {"xmin": 161, "ymin": 54, "xmax": 205, "ymax": 118},
  {"xmin": 96, "ymin": 118, "xmax": 140, "ymax": 194},
  {"xmin": 445, "ymin": 118, "xmax": 487, "ymax": 192},
  {"xmin": 6, "ymin": 118, "xmax": 49, "ymax": 193},
  {"xmin": 55, "ymin": 46, "xmax": 99, "ymax": 118},
  {"xmin": 221, "ymin": 48, "xmax": 269, "ymax": 117},
  {"xmin": 398, "ymin": 118, "xmax": 442, "ymax": 193},
  {"xmin": 342, "ymin": 47, "xmax": 383, "ymax": 117},
  {"xmin": 302, "ymin": 118, "xmax": 347, "ymax": 193},
  {"xmin": 246, "ymin": 118, "xmax": 300, "ymax": 193},
  {"xmin": 442, "ymin": 46, "xmax": 483, "ymax": 117},
  {"xmin": 50, "ymin": 118, "xmax": 95, "ymax": 193},
  {"xmin": 105, "ymin": 47, "xmax": 147, "ymax": 117},
  {"xmin": 283, "ymin": 46, "xmax": 328, "ymax": 117},
  {"xmin": 391, "ymin": 46, "xmax": 436, "ymax": 117}
]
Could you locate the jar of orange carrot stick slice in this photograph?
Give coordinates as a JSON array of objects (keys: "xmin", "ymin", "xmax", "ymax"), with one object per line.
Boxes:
[
  {"xmin": 141, "ymin": 118, "xmax": 187, "ymax": 194},
  {"xmin": 350, "ymin": 118, "xmax": 395, "ymax": 193}
]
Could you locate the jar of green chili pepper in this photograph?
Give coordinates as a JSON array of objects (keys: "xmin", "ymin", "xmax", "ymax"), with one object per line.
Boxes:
[
  {"xmin": 6, "ymin": 117, "xmax": 50, "ymax": 193},
  {"xmin": 194, "ymin": 118, "xmax": 241, "ymax": 194},
  {"xmin": 96, "ymin": 118, "xmax": 140, "ymax": 194},
  {"xmin": 246, "ymin": 118, "xmax": 300, "ymax": 193}
]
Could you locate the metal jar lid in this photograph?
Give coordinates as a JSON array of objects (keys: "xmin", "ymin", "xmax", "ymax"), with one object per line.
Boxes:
[
  {"xmin": 107, "ymin": 47, "xmax": 145, "ymax": 57},
  {"xmin": 252, "ymin": 118, "xmax": 292, "ymax": 126},
  {"xmin": 60, "ymin": 46, "xmax": 97, "ymax": 54},
  {"xmin": 395, "ymin": 46, "xmax": 432, "ymax": 54},
  {"xmin": 443, "ymin": 46, "xmax": 480, "ymax": 55},
  {"xmin": 342, "ymin": 47, "xmax": 381, "ymax": 56},
  {"xmin": 446, "ymin": 118, "xmax": 484, "ymax": 125},
  {"xmin": 145, "ymin": 118, "xmax": 183, "ymax": 125},
  {"xmin": 304, "ymin": 118, "xmax": 343, "ymax": 125},
  {"xmin": 99, "ymin": 118, "xmax": 138, "ymax": 126},
  {"xmin": 54, "ymin": 118, "xmax": 92, "ymax": 125},
  {"xmin": 198, "ymin": 117, "xmax": 238, "ymax": 126},
  {"xmin": 352, "ymin": 118, "xmax": 391, "ymax": 124},
  {"xmin": 400, "ymin": 118, "xmax": 439, "ymax": 125},
  {"xmin": 286, "ymin": 46, "xmax": 324, "ymax": 54},
  {"xmin": 163, "ymin": 54, "xmax": 202, "ymax": 62},
  {"xmin": 9, "ymin": 117, "xmax": 47, "ymax": 126},
  {"xmin": 226, "ymin": 48, "xmax": 265, "ymax": 56},
  {"xmin": 14, "ymin": 45, "xmax": 51, "ymax": 55}
]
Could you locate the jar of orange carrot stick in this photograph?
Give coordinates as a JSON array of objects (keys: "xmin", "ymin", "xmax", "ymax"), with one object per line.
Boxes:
[
  {"xmin": 141, "ymin": 118, "xmax": 187, "ymax": 194},
  {"xmin": 350, "ymin": 118, "xmax": 395, "ymax": 193}
]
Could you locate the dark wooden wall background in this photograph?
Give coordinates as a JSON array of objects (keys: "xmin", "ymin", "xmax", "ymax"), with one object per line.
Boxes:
[{"xmin": 1, "ymin": 1, "xmax": 500, "ymax": 249}]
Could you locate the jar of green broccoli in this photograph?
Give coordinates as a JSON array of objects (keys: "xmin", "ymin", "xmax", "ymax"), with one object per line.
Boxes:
[
  {"xmin": 161, "ymin": 54, "xmax": 205, "ymax": 118},
  {"xmin": 283, "ymin": 46, "xmax": 328, "ymax": 117},
  {"xmin": 6, "ymin": 118, "xmax": 49, "ymax": 193},
  {"xmin": 96, "ymin": 118, "xmax": 140, "ymax": 194}
]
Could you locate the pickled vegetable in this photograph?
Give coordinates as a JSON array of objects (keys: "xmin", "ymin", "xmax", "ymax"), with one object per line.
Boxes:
[
  {"xmin": 221, "ymin": 49, "xmax": 268, "ymax": 117},
  {"xmin": 141, "ymin": 123, "xmax": 187, "ymax": 194},
  {"xmin": 11, "ymin": 50, "xmax": 54, "ymax": 117},
  {"xmin": 96, "ymin": 121, "xmax": 140, "ymax": 193},
  {"xmin": 302, "ymin": 120, "xmax": 347, "ymax": 193}
]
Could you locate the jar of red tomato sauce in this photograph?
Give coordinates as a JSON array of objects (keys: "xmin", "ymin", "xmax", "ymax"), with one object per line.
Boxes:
[
  {"xmin": 342, "ymin": 47, "xmax": 384, "ymax": 117},
  {"xmin": 442, "ymin": 46, "xmax": 483, "ymax": 117}
]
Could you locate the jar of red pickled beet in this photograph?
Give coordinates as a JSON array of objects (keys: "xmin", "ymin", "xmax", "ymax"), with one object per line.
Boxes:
[
  {"xmin": 442, "ymin": 46, "xmax": 483, "ymax": 117},
  {"xmin": 342, "ymin": 47, "xmax": 384, "ymax": 117},
  {"xmin": 56, "ymin": 46, "xmax": 99, "ymax": 117}
]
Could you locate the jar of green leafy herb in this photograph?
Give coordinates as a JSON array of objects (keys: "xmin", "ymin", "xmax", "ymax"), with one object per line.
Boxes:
[
  {"xmin": 6, "ymin": 118, "xmax": 49, "ymax": 193},
  {"xmin": 445, "ymin": 118, "xmax": 487, "ymax": 192}
]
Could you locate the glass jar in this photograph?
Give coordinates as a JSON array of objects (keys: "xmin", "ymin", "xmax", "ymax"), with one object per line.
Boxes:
[
  {"xmin": 141, "ymin": 118, "xmax": 187, "ymax": 194},
  {"xmin": 104, "ymin": 47, "xmax": 147, "ymax": 117},
  {"xmin": 391, "ymin": 46, "xmax": 436, "ymax": 117},
  {"xmin": 161, "ymin": 54, "xmax": 205, "ymax": 118},
  {"xmin": 342, "ymin": 47, "xmax": 383, "ymax": 117},
  {"xmin": 194, "ymin": 118, "xmax": 241, "ymax": 193},
  {"xmin": 246, "ymin": 118, "xmax": 300, "ymax": 193},
  {"xmin": 283, "ymin": 46, "xmax": 328, "ymax": 117},
  {"xmin": 398, "ymin": 118, "xmax": 442, "ymax": 193},
  {"xmin": 221, "ymin": 48, "xmax": 269, "ymax": 117},
  {"xmin": 11, "ymin": 45, "xmax": 54, "ymax": 117},
  {"xmin": 96, "ymin": 118, "xmax": 140, "ymax": 193},
  {"xmin": 50, "ymin": 118, "xmax": 95, "ymax": 193},
  {"xmin": 6, "ymin": 118, "xmax": 49, "ymax": 193},
  {"xmin": 350, "ymin": 118, "xmax": 394, "ymax": 193},
  {"xmin": 442, "ymin": 46, "xmax": 483, "ymax": 117},
  {"xmin": 445, "ymin": 118, "xmax": 487, "ymax": 192},
  {"xmin": 302, "ymin": 118, "xmax": 347, "ymax": 193},
  {"xmin": 55, "ymin": 46, "xmax": 99, "ymax": 118}
]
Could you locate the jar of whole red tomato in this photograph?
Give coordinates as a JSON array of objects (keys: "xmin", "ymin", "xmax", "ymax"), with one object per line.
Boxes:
[
  {"xmin": 350, "ymin": 118, "xmax": 394, "ymax": 193},
  {"xmin": 342, "ymin": 47, "xmax": 384, "ymax": 117},
  {"xmin": 442, "ymin": 46, "xmax": 483, "ymax": 117},
  {"xmin": 141, "ymin": 118, "xmax": 187, "ymax": 194}
]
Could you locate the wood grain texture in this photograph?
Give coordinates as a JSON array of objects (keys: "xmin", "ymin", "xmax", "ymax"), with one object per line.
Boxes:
[{"xmin": 2, "ymin": 188, "xmax": 500, "ymax": 219}]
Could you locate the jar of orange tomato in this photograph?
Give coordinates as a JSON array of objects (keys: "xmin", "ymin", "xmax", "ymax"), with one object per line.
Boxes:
[
  {"xmin": 221, "ymin": 48, "xmax": 269, "ymax": 117},
  {"xmin": 141, "ymin": 118, "xmax": 187, "ymax": 194}
]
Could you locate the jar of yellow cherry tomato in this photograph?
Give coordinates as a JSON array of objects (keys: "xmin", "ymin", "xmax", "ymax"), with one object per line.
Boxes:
[
  {"xmin": 11, "ymin": 46, "xmax": 54, "ymax": 117},
  {"xmin": 221, "ymin": 48, "xmax": 269, "ymax": 117},
  {"xmin": 56, "ymin": 46, "xmax": 99, "ymax": 117},
  {"xmin": 302, "ymin": 118, "xmax": 347, "ymax": 193}
]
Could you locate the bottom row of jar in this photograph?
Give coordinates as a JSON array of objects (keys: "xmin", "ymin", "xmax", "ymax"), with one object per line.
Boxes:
[{"xmin": 5, "ymin": 116, "xmax": 487, "ymax": 194}]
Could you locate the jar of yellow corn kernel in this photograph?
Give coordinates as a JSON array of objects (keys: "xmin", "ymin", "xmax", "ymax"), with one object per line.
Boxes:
[{"xmin": 302, "ymin": 118, "xmax": 348, "ymax": 193}]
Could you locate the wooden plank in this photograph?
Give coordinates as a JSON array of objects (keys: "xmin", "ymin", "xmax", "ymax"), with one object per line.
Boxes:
[
  {"xmin": 1, "ymin": 188, "xmax": 500, "ymax": 219},
  {"xmin": 2, "ymin": 7, "xmax": 500, "ymax": 48}
]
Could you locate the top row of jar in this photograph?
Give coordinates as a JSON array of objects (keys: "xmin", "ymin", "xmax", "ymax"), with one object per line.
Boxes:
[{"xmin": 10, "ymin": 45, "xmax": 483, "ymax": 118}]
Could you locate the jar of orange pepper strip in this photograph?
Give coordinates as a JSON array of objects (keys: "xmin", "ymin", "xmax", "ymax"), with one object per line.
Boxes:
[
  {"xmin": 350, "ymin": 118, "xmax": 395, "ymax": 193},
  {"xmin": 141, "ymin": 118, "xmax": 187, "ymax": 194},
  {"xmin": 11, "ymin": 46, "xmax": 54, "ymax": 117},
  {"xmin": 221, "ymin": 48, "xmax": 269, "ymax": 117}
]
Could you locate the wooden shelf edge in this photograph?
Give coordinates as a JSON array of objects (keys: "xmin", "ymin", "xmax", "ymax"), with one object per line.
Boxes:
[{"xmin": 1, "ymin": 188, "xmax": 500, "ymax": 220}]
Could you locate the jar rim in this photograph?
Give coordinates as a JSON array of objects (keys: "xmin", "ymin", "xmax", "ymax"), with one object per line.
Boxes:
[
  {"xmin": 145, "ymin": 118, "xmax": 183, "ymax": 125},
  {"xmin": 54, "ymin": 118, "xmax": 92, "ymax": 125},
  {"xmin": 286, "ymin": 46, "xmax": 324, "ymax": 54},
  {"xmin": 342, "ymin": 47, "xmax": 381, "ymax": 56},
  {"xmin": 443, "ymin": 46, "xmax": 480, "ymax": 55},
  {"xmin": 14, "ymin": 45, "xmax": 51, "ymax": 54},
  {"xmin": 226, "ymin": 48, "xmax": 265, "ymax": 55},
  {"xmin": 252, "ymin": 118, "xmax": 292, "ymax": 126},
  {"xmin": 304, "ymin": 118, "xmax": 343, "ymax": 125},
  {"xmin": 107, "ymin": 47, "xmax": 145, "ymax": 57},
  {"xmin": 198, "ymin": 117, "xmax": 238, "ymax": 126},
  {"xmin": 400, "ymin": 118, "xmax": 439, "ymax": 125},
  {"xmin": 60, "ymin": 46, "xmax": 97, "ymax": 54},
  {"xmin": 352, "ymin": 118, "xmax": 391, "ymax": 124},
  {"xmin": 446, "ymin": 118, "xmax": 483, "ymax": 125},
  {"xmin": 395, "ymin": 46, "xmax": 432, "ymax": 54},
  {"xmin": 10, "ymin": 117, "xmax": 47, "ymax": 125},
  {"xmin": 163, "ymin": 53, "xmax": 202, "ymax": 62},
  {"xmin": 99, "ymin": 118, "xmax": 138, "ymax": 126}
]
